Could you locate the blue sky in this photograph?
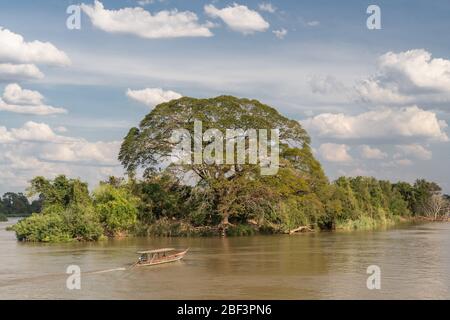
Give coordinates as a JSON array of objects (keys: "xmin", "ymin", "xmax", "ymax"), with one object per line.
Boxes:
[{"xmin": 0, "ymin": 0, "xmax": 449, "ymax": 194}]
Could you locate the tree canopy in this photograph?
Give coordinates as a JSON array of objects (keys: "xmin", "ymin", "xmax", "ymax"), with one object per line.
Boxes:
[{"xmin": 119, "ymin": 96, "xmax": 328, "ymax": 230}]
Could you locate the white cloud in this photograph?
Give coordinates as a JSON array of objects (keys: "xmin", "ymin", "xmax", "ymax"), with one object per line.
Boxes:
[
  {"xmin": 0, "ymin": 27, "xmax": 70, "ymax": 66},
  {"xmin": 0, "ymin": 63, "xmax": 44, "ymax": 81},
  {"xmin": 0, "ymin": 126, "xmax": 14, "ymax": 143},
  {"xmin": 395, "ymin": 144, "xmax": 432, "ymax": 160},
  {"xmin": 356, "ymin": 79, "xmax": 412, "ymax": 104},
  {"xmin": 81, "ymin": 0, "xmax": 213, "ymax": 39},
  {"xmin": 378, "ymin": 49, "xmax": 450, "ymax": 92},
  {"xmin": 3, "ymin": 83, "xmax": 44, "ymax": 105},
  {"xmin": 0, "ymin": 84, "xmax": 67, "ymax": 115},
  {"xmin": 0, "ymin": 130, "xmax": 123, "ymax": 194},
  {"xmin": 273, "ymin": 28, "xmax": 287, "ymax": 39},
  {"xmin": 258, "ymin": 2, "xmax": 276, "ymax": 13},
  {"xmin": 40, "ymin": 140, "xmax": 120, "ymax": 165},
  {"xmin": 356, "ymin": 49, "xmax": 450, "ymax": 105},
  {"xmin": 0, "ymin": 101, "xmax": 67, "ymax": 116},
  {"xmin": 8, "ymin": 121, "xmax": 62, "ymax": 142},
  {"xmin": 318, "ymin": 143, "xmax": 352, "ymax": 163},
  {"xmin": 205, "ymin": 3, "xmax": 270, "ymax": 34},
  {"xmin": 0, "ymin": 121, "xmax": 121, "ymax": 166},
  {"xmin": 360, "ymin": 145, "xmax": 388, "ymax": 160},
  {"xmin": 126, "ymin": 87, "xmax": 182, "ymax": 107},
  {"xmin": 302, "ymin": 106, "xmax": 448, "ymax": 142}
]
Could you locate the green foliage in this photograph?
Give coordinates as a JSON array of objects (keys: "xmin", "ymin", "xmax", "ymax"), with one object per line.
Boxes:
[
  {"xmin": 11, "ymin": 175, "xmax": 103, "ymax": 242},
  {"xmin": 0, "ymin": 213, "xmax": 7, "ymax": 222},
  {"xmin": 226, "ymin": 224, "xmax": 256, "ymax": 236},
  {"xmin": 118, "ymin": 96, "xmax": 322, "ymax": 228},
  {"xmin": 13, "ymin": 213, "xmax": 71, "ymax": 242},
  {"xmin": 116, "ymin": 96, "xmax": 445, "ymax": 234},
  {"xmin": 93, "ymin": 184, "xmax": 138, "ymax": 236}
]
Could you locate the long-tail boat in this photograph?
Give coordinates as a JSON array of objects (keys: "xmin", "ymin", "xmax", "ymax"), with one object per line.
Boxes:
[{"xmin": 133, "ymin": 248, "xmax": 188, "ymax": 267}]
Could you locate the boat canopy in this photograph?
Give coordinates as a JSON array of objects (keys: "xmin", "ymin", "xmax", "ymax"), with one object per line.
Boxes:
[{"xmin": 137, "ymin": 248, "xmax": 176, "ymax": 254}]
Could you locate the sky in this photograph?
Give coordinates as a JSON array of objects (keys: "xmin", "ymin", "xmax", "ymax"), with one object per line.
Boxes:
[{"xmin": 0, "ymin": 0, "xmax": 449, "ymax": 194}]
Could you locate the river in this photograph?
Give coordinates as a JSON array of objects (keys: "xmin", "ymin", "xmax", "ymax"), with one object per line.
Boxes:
[{"xmin": 0, "ymin": 218, "xmax": 449, "ymax": 299}]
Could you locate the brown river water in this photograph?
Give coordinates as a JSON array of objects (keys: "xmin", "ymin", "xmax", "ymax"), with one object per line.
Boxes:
[{"xmin": 0, "ymin": 218, "xmax": 449, "ymax": 299}]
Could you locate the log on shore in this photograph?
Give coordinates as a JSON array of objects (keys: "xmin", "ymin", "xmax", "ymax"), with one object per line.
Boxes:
[{"xmin": 287, "ymin": 226, "xmax": 314, "ymax": 234}]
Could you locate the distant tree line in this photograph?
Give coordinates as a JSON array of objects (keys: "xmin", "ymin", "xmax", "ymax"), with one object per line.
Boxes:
[{"xmin": 0, "ymin": 192, "xmax": 42, "ymax": 218}]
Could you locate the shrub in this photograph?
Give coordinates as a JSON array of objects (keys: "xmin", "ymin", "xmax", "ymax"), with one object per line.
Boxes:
[
  {"xmin": 93, "ymin": 185, "xmax": 138, "ymax": 236},
  {"xmin": 12, "ymin": 213, "xmax": 71, "ymax": 242}
]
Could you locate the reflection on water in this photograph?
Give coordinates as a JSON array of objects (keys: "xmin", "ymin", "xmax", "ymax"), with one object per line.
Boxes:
[{"xmin": 0, "ymin": 218, "xmax": 449, "ymax": 299}]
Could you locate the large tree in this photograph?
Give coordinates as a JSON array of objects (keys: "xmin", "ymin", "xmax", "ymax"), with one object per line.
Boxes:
[{"xmin": 119, "ymin": 96, "xmax": 327, "ymax": 229}]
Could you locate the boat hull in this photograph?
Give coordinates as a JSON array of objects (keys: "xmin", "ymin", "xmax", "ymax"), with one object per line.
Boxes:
[{"xmin": 135, "ymin": 249, "xmax": 188, "ymax": 267}]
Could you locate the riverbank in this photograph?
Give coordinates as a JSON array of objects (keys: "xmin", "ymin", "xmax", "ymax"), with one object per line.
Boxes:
[{"xmin": 133, "ymin": 215, "xmax": 443, "ymax": 238}]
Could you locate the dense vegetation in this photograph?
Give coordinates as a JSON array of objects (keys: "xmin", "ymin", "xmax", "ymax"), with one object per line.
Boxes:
[
  {"xmin": 11, "ymin": 176, "xmax": 137, "ymax": 242},
  {"xmin": 9, "ymin": 96, "xmax": 450, "ymax": 241}
]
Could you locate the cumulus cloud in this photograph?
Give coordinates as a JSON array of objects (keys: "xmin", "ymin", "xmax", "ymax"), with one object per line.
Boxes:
[
  {"xmin": 258, "ymin": 2, "xmax": 276, "ymax": 13},
  {"xmin": 81, "ymin": 0, "xmax": 213, "ymax": 39},
  {"xmin": 395, "ymin": 144, "xmax": 432, "ymax": 160},
  {"xmin": 0, "ymin": 121, "xmax": 121, "ymax": 166},
  {"xmin": 40, "ymin": 140, "xmax": 120, "ymax": 165},
  {"xmin": 302, "ymin": 106, "xmax": 448, "ymax": 142},
  {"xmin": 0, "ymin": 63, "xmax": 44, "ymax": 81},
  {"xmin": 356, "ymin": 79, "xmax": 412, "ymax": 104},
  {"xmin": 126, "ymin": 87, "xmax": 182, "ymax": 107},
  {"xmin": 360, "ymin": 145, "xmax": 388, "ymax": 160},
  {"xmin": 273, "ymin": 28, "xmax": 287, "ymax": 39},
  {"xmin": 0, "ymin": 27, "xmax": 70, "ymax": 66},
  {"xmin": 356, "ymin": 49, "xmax": 450, "ymax": 105},
  {"xmin": 3, "ymin": 83, "xmax": 44, "ymax": 105},
  {"xmin": 205, "ymin": 3, "xmax": 270, "ymax": 34},
  {"xmin": 318, "ymin": 143, "xmax": 352, "ymax": 163},
  {"xmin": 379, "ymin": 49, "xmax": 450, "ymax": 92},
  {"xmin": 0, "ymin": 124, "xmax": 123, "ymax": 194},
  {"xmin": 0, "ymin": 84, "xmax": 67, "ymax": 115}
]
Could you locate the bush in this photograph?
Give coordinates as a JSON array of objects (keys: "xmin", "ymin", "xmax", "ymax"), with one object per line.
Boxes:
[
  {"xmin": 12, "ymin": 213, "xmax": 71, "ymax": 242},
  {"xmin": 226, "ymin": 224, "xmax": 256, "ymax": 236},
  {"xmin": 0, "ymin": 213, "xmax": 7, "ymax": 222},
  {"xmin": 11, "ymin": 175, "xmax": 104, "ymax": 242},
  {"xmin": 93, "ymin": 185, "xmax": 138, "ymax": 236}
]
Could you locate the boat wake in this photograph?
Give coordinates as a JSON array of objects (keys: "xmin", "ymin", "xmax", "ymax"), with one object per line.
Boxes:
[{"xmin": 87, "ymin": 267, "xmax": 127, "ymax": 274}]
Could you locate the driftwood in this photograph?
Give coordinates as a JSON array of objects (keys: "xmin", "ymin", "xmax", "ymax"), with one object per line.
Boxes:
[{"xmin": 287, "ymin": 225, "xmax": 314, "ymax": 234}]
